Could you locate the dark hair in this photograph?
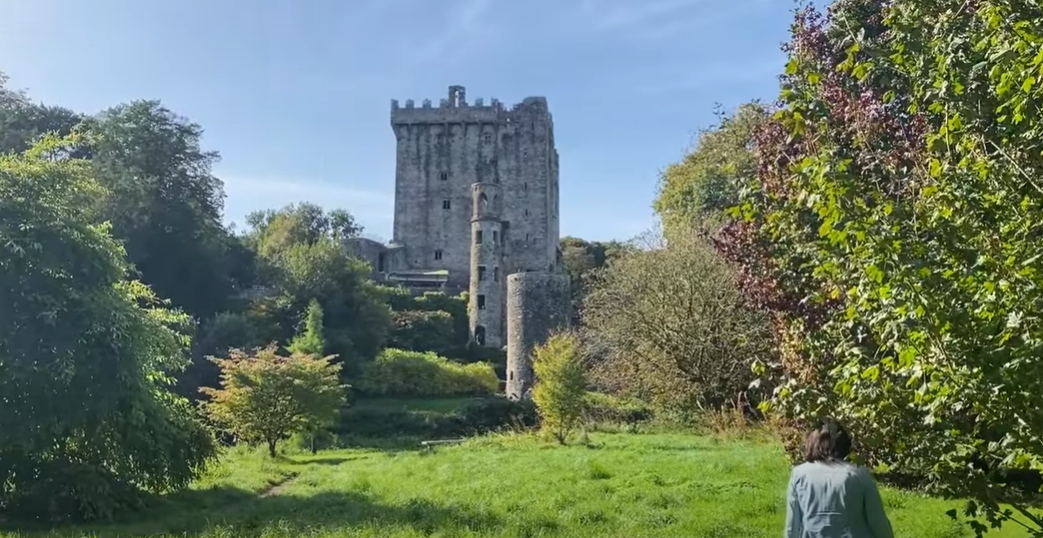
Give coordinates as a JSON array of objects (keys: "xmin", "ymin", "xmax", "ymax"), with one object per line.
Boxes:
[{"xmin": 804, "ymin": 418, "xmax": 852, "ymax": 463}]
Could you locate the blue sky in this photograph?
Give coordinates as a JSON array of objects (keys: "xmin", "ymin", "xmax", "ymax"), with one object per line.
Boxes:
[{"xmin": 0, "ymin": 0, "xmax": 794, "ymax": 242}]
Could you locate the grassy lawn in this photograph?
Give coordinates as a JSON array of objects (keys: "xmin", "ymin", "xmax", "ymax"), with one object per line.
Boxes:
[{"xmin": 3, "ymin": 433, "xmax": 1022, "ymax": 538}]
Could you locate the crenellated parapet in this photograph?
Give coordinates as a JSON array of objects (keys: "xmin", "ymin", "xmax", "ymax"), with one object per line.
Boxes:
[{"xmin": 390, "ymin": 85, "xmax": 511, "ymax": 125}]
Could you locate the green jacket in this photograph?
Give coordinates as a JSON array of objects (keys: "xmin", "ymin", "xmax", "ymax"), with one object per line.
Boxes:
[{"xmin": 785, "ymin": 461, "xmax": 894, "ymax": 538}]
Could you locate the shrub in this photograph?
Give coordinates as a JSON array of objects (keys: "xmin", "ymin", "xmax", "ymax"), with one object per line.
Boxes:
[
  {"xmin": 356, "ymin": 349, "xmax": 498, "ymax": 398},
  {"xmin": 585, "ymin": 392, "xmax": 654, "ymax": 426},
  {"xmin": 387, "ymin": 310, "xmax": 456, "ymax": 354},
  {"xmin": 532, "ymin": 332, "xmax": 588, "ymax": 444},
  {"xmin": 201, "ymin": 344, "xmax": 347, "ymax": 457},
  {"xmin": 334, "ymin": 397, "xmax": 537, "ymax": 440}
]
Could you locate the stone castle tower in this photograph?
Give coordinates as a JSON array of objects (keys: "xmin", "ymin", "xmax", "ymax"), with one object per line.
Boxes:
[{"xmin": 365, "ymin": 85, "xmax": 561, "ymax": 347}]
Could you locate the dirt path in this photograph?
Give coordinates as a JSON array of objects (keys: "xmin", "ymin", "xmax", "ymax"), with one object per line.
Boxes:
[{"xmin": 260, "ymin": 472, "xmax": 299, "ymax": 498}]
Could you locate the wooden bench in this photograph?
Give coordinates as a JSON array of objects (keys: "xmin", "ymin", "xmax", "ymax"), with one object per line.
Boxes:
[{"xmin": 420, "ymin": 439, "xmax": 466, "ymax": 452}]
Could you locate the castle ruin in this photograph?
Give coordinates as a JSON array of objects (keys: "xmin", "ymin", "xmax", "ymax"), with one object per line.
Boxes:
[{"xmin": 348, "ymin": 85, "xmax": 565, "ymax": 353}]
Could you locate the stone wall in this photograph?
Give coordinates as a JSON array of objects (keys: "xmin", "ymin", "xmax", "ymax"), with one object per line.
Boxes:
[
  {"xmin": 390, "ymin": 86, "xmax": 561, "ymax": 347},
  {"xmin": 505, "ymin": 272, "xmax": 570, "ymax": 400}
]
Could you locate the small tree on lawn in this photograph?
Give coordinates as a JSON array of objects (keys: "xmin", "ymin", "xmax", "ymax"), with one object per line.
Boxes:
[
  {"xmin": 532, "ymin": 331, "xmax": 588, "ymax": 444},
  {"xmin": 201, "ymin": 344, "xmax": 345, "ymax": 457}
]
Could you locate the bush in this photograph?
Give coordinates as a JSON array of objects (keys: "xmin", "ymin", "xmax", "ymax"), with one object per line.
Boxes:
[
  {"xmin": 334, "ymin": 397, "xmax": 537, "ymax": 440},
  {"xmin": 387, "ymin": 310, "xmax": 456, "ymax": 354},
  {"xmin": 356, "ymin": 349, "xmax": 498, "ymax": 398},
  {"xmin": 585, "ymin": 392, "xmax": 654, "ymax": 426}
]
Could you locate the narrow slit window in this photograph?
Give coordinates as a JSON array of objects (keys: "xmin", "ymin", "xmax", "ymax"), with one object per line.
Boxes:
[
  {"xmin": 494, "ymin": 267, "xmax": 500, "ymax": 282},
  {"xmin": 477, "ymin": 295, "xmax": 486, "ymax": 310},
  {"xmin": 492, "ymin": 230, "xmax": 499, "ymax": 243},
  {"xmin": 475, "ymin": 230, "xmax": 484, "ymax": 244},
  {"xmin": 478, "ymin": 266, "xmax": 487, "ymax": 281}
]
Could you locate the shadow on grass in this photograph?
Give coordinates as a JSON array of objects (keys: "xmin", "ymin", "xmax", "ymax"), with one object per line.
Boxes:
[{"xmin": 5, "ymin": 487, "xmax": 504, "ymax": 538}]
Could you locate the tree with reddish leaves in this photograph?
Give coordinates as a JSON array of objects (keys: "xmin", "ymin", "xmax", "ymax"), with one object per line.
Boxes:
[{"xmin": 717, "ymin": 0, "xmax": 1043, "ymax": 534}]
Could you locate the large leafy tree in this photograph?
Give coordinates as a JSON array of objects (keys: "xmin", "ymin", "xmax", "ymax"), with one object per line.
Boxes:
[
  {"xmin": 653, "ymin": 102, "xmax": 768, "ymax": 238},
  {"xmin": 559, "ymin": 237, "xmax": 632, "ymax": 322},
  {"xmin": 716, "ymin": 0, "xmax": 1043, "ymax": 533},
  {"xmin": 83, "ymin": 100, "xmax": 239, "ymax": 320},
  {"xmin": 0, "ymin": 136, "xmax": 215, "ymax": 521},
  {"xmin": 0, "ymin": 72, "xmax": 84, "ymax": 156},
  {"xmin": 242, "ymin": 204, "xmax": 390, "ymax": 370},
  {"xmin": 583, "ymin": 231, "xmax": 772, "ymax": 412}
]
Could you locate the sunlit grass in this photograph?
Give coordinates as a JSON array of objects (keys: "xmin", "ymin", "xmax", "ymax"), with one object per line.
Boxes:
[{"xmin": 4, "ymin": 433, "xmax": 1021, "ymax": 538}]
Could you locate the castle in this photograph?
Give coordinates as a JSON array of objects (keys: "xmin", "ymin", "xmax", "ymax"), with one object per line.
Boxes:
[{"xmin": 347, "ymin": 85, "xmax": 564, "ymax": 351}]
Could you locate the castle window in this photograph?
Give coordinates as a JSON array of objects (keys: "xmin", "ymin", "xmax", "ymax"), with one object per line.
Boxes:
[
  {"xmin": 494, "ymin": 267, "xmax": 500, "ymax": 282},
  {"xmin": 492, "ymin": 230, "xmax": 499, "ymax": 243},
  {"xmin": 483, "ymin": 132, "xmax": 492, "ymax": 144},
  {"xmin": 524, "ymin": 209, "xmax": 529, "ymax": 218},
  {"xmin": 475, "ymin": 230, "xmax": 483, "ymax": 244},
  {"xmin": 439, "ymin": 171, "xmax": 448, "ymax": 181},
  {"xmin": 524, "ymin": 182, "xmax": 528, "ymax": 191},
  {"xmin": 442, "ymin": 199, "xmax": 451, "ymax": 210},
  {"xmin": 478, "ymin": 265, "xmax": 487, "ymax": 281},
  {"xmin": 477, "ymin": 295, "xmax": 486, "ymax": 310},
  {"xmin": 525, "ymin": 233, "xmax": 531, "ymax": 242},
  {"xmin": 474, "ymin": 326, "xmax": 486, "ymax": 346},
  {"xmin": 434, "ymin": 249, "xmax": 443, "ymax": 261}
]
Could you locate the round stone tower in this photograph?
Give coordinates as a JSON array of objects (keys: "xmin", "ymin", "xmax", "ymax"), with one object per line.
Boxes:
[
  {"xmin": 505, "ymin": 271, "xmax": 570, "ymax": 400},
  {"xmin": 469, "ymin": 182, "xmax": 505, "ymax": 347}
]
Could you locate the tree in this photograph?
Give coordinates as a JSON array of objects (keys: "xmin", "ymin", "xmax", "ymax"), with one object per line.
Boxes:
[
  {"xmin": 0, "ymin": 136, "xmax": 215, "ymax": 521},
  {"xmin": 560, "ymin": 237, "xmax": 632, "ymax": 322},
  {"xmin": 288, "ymin": 299, "xmax": 326, "ymax": 357},
  {"xmin": 246, "ymin": 202, "xmax": 361, "ymax": 262},
  {"xmin": 532, "ymin": 332, "xmax": 588, "ymax": 444},
  {"xmin": 387, "ymin": 310, "xmax": 457, "ymax": 355},
  {"xmin": 83, "ymin": 100, "xmax": 239, "ymax": 320},
  {"xmin": 653, "ymin": 102, "xmax": 768, "ymax": 238},
  {"xmin": 715, "ymin": 1, "xmax": 1043, "ymax": 534},
  {"xmin": 0, "ymin": 72, "xmax": 84, "ymax": 156},
  {"xmin": 583, "ymin": 230, "xmax": 772, "ymax": 412},
  {"xmin": 201, "ymin": 344, "xmax": 346, "ymax": 458}
]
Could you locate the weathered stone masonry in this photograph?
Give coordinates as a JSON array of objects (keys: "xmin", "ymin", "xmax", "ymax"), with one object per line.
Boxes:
[
  {"xmin": 505, "ymin": 272, "xmax": 570, "ymax": 400},
  {"xmin": 348, "ymin": 85, "xmax": 563, "ymax": 349}
]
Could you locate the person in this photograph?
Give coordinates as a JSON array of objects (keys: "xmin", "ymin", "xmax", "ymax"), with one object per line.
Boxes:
[{"xmin": 785, "ymin": 419, "xmax": 894, "ymax": 538}]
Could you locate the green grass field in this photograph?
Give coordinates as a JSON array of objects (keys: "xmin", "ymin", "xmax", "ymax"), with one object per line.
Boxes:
[{"xmin": 3, "ymin": 433, "xmax": 1024, "ymax": 538}]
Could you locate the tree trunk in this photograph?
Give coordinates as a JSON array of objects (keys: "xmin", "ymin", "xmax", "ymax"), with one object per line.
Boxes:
[
  {"xmin": 267, "ymin": 438, "xmax": 277, "ymax": 458},
  {"xmin": 310, "ymin": 434, "xmax": 317, "ymax": 455}
]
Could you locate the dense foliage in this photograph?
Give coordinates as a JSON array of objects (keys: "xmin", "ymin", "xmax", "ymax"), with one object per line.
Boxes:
[
  {"xmin": 583, "ymin": 231, "xmax": 772, "ymax": 412},
  {"xmin": 356, "ymin": 349, "xmax": 499, "ymax": 398},
  {"xmin": 0, "ymin": 136, "xmax": 215, "ymax": 521},
  {"xmin": 654, "ymin": 102, "xmax": 768, "ymax": 239},
  {"xmin": 532, "ymin": 332, "xmax": 589, "ymax": 444},
  {"xmin": 202, "ymin": 345, "xmax": 346, "ymax": 458},
  {"xmin": 713, "ymin": 0, "xmax": 1043, "ymax": 533},
  {"xmin": 335, "ymin": 397, "xmax": 538, "ymax": 440},
  {"xmin": 559, "ymin": 237, "xmax": 632, "ymax": 321}
]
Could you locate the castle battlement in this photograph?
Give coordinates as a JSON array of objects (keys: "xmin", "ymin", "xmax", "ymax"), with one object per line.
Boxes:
[{"xmin": 391, "ymin": 85, "xmax": 553, "ymax": 126}]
